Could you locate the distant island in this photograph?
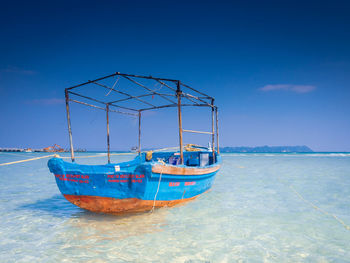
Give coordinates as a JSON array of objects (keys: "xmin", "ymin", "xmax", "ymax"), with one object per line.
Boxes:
[{"xmin": 219, "ymin": 145, "xmax": 313, "ymax": 153}]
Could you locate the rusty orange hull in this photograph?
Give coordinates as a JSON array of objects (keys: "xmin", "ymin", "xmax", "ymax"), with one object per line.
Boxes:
[{"xmin": 64, "ymin": 194, "xmax": 199, "ymax": 214}]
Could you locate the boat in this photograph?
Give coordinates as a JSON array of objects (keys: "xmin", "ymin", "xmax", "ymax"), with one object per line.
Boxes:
[{"xmin": 48, "ymin": 72, "xmax": 221, "ymax": 214}]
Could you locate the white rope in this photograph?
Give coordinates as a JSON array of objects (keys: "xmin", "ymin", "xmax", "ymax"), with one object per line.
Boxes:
[
  {"xmin": 150, "ymin": 165, "xmax": 163, "ymax": 213},
  {"xmin": 105, "ymin": 76, "xmax": 120, "ymax": 96},
  {"xmin": 152, "ymin": 82, "xmax": 164, "ymax": 92},
  {"xmin": 276, "ymin": 176, "xmax": 350, "ymax": 232},
  {"xmin": 0, "ymin": 145, "xmax": 181, "ymax": 166},
  {"xmin": 0, "ymin": 154, "xmax": 55, "ymax": 166},
  {"xmin": 289, "ymin": 185, "xmax": 350, "ymax": 231}
]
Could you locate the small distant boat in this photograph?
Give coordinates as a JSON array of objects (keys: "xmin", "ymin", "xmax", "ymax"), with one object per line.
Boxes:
[{"xmin": 48, "ymin": 72, "xmax": 221, "ymax": 214}]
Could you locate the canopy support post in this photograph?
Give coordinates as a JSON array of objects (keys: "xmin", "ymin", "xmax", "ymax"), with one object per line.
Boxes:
[
  {"xmin": 138, "ymin": 111, "xmax": 141, "ymax": 154},
  {"xmin": 106, "ymin": 104, "xmax": 111, "ymax": 164},
  {"xmin": 211, "ymin": 99, "xmax": 216, "ymax": 162},
  {"xmin": 177, "ymin": 81, "xmax": 184, "ymax": 164},
  {"xmin": 65, "ymin": 89, "xmax": 75, "ymax": 162},
  {"xmin": 215, "ymin": 107, "xmax": 220, "ymax": 154}
]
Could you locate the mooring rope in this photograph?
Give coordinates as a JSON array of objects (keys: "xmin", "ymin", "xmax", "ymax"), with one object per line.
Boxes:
[
  {"xmin": 289, "ymin": 185, "xmax": 350, "ymax": 231},
  {"xmin": 0, "ymin": 154, "xmax": 56, "ymax": 166},
  {"xmin": 150, "ymin": 165, "xmax": 163, "ymax": 213},
  {"xmin": 0, "ymin": 146, "xmax": 180, "ymax": 166},
  {"xmin": 274, "ymin": 176, "xmax": 350, "ymax": 232},
  {"xmin": 0, "ymin": 145, "xmax": 187, "ymax": 166},
  {"xmin": 0, "ymin": 152, "xmax": 137, "ymax": 166},
  {"xmin": 64, "ymin": 152, "xmax": 137, "ymax": 159}
]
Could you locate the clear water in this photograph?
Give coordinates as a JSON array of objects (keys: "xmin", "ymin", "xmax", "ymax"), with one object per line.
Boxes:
[{"xmin": 1, "ymin": 152, "xmax": 350, "ymax": 262}]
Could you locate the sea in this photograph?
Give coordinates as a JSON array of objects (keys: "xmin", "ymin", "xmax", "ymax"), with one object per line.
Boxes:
[{"xmin": 0, "ymin": 152, "xmax": 349, "ymax": 262}]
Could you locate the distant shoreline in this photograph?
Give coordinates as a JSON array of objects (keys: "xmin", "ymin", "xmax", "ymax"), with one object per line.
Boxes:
[
  {"xmin": 219, "ymin": 145, "xmax": 314, "ymax": 153},
  {"xmin": 2, "ymin": 145, "xmax": 349, "ymax": 154},
  {"xmin": 1, "ymin": 150, "xmax": 349, "ymax": 154}
]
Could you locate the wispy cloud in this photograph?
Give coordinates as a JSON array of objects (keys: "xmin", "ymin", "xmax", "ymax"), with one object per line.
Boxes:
[
  {"xmin": 260, "ymin": 84, "xmax": 316, "ymax": 93},
  {"xmin": 28, "ymin": 98, "xmax": 65, "ymax": 105},
  {"xmin": 1, "ymin": 66, "xmax": 37, "ymax": 75}
]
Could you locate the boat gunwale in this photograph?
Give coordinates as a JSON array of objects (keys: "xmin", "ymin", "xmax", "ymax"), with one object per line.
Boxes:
[
  {"xmin": 49, "ymin": 151, "xmax": 221, "ymax": 178},
  {"xmin": 151, "ymin": 159, "xmax": 221, "ymax": 176}
]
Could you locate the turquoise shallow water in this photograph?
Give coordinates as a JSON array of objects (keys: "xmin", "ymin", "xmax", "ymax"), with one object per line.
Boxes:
[{"xmin": 0, "ymin": 152, "xmax": 350, "ymax": 262}]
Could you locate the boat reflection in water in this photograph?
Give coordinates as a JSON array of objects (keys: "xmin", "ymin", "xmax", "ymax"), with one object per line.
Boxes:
[{"xmin": 64, "ymin": 208, "xmax": 170, "ymax": 242}]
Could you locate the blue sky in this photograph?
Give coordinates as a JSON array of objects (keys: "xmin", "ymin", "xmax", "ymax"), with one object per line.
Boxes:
[{"xmin": 1, "ymin": 0, "xmax": 349, "ymax": 151}]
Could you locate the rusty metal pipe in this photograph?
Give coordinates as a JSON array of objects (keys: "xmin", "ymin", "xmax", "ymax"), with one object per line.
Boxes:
[
  {"xmin": 177, "ymin": 81, "xmax": 184, "ymax": 164},
  {"xmin": 106, "ymin": 104, "xmax": 111, "ymax": 164},
  {"xmin": 138, "ymin": 111, "xmax": 141, "ymax": 154},
  {"xmin": 215, "ymin": 106, "xmax": 220, "ymax": 154},
  {"xmin": 211, "ymin": 99, "xmax": 215, "ymax": 162},
  {"xmin": 65, "ymin": 89, "xmax": 75, "ymax": 162}
]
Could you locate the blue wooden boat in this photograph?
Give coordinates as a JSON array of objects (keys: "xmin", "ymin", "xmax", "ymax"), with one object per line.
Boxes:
[{"xmin": 48, "ymin": 72, "xmax": 221, "ymax": 214}]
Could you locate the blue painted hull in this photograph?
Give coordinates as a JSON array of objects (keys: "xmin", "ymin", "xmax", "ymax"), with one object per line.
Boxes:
[{"xmin": 48, "ymin": 151, "xmax": 221, "ymax": 213}]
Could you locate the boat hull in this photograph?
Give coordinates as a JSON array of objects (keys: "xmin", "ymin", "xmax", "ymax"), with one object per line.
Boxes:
[
  {"xmin": 64, "ymin": 194, "xmax": 200, "ymax": 214},
  {"xmin": 48, "ymin": 152, "xmax": 221, "ymax": 214}
]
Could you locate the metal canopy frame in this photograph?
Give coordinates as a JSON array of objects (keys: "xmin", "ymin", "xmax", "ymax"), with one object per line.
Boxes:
[{"xmin": 65, "ymin": 72, "xmax": 219, "ymax": 164}]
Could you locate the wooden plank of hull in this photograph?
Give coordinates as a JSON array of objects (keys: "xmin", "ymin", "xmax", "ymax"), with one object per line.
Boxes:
[
  {"xmin": 64, "ymin": 194, "xmax": 199, "ymax": 214},
  {"xmin": 152, "ymin": 164, "xmax": 220, "ymax": 175}
]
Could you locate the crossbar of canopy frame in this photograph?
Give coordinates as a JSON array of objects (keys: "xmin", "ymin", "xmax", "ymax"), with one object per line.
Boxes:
[{"xmin": 64, "ymin": 72, "xmax": 219, "ymax": 165}]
